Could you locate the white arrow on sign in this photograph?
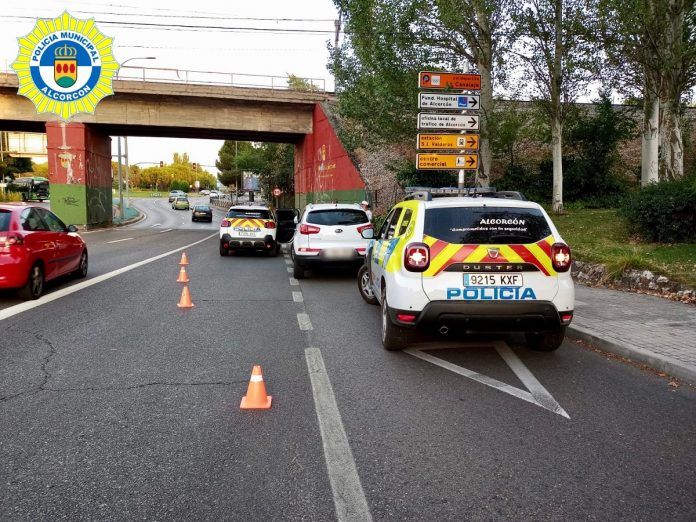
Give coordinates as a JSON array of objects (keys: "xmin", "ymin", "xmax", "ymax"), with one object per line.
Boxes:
[
  {"xmin": 417, "ymin": 113, "xmax": 479, "ymax": 130},
  {"xmin": 418, "ymin": 93, "xmax": 480, "ymax": 110}
]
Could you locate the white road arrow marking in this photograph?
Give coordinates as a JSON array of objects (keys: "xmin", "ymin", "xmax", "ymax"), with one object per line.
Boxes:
[{"xmin": 405, "ymin": 341, "xmax": 569, "ymax": 419}]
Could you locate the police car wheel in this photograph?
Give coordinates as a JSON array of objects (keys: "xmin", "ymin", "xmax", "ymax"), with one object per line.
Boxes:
[
  {"xmin": 525, "ymin": 327, "xmax": 566, "ymax": 352},
  {"xmin": 381, "ymin": 287, "xmax": 407, "ymax": 351},
  {"xmin": 358, "ymin": 265, "xmax": 378, "ymax": 305},
  {"xmin": 219, "ymin": 243, "xmax": 228, "ymax": 257}
]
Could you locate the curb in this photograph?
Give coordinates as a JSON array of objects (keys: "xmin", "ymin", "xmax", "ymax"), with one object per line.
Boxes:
[{"xmin": 567, "ymin": 324, "xmax": 696, "ymax": 385}]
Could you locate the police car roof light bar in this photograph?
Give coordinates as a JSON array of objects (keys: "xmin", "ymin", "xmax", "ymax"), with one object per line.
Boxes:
[{"xmin": 403, "ymin": 187, "xmax": 526, "ymax": 201}]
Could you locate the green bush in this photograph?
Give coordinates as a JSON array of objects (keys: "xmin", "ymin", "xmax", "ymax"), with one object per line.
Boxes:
[
  {"xmin": 619, "ymin": 176, "xmax": 696, "ymax": 243},
  {"xmin": 170, "ymin": 180, "xmax": 189, "ymax": 192},
  {"xmin": 495, "ymin": 163, "xmax": 551, "ymax": 204}
]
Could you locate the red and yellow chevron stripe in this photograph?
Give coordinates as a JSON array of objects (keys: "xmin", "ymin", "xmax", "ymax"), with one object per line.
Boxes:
[
  {"xmin": 422, "ymin": 235, "xmax": 557, "ymax": 277},
  {"xmin": 225, "ymin": 218, "xmax": 270, "ymax": 229}
]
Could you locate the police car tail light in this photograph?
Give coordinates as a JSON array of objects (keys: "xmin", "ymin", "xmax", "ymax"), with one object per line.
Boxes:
[
  {"xmin": 220, "ymin": 218, "xmax": 229, "ymax": 227},
  {"xmin": 299, "ymin": 224, "xmax": 320, "ymax": 235},
  {"xmin": 265, "ymin": 221, "xmax": 276, "ymax": 229},
  {"xmin": 357, "ymin": 224, "xmax": 373, "ymax": 234},
  {"xmin": 551, "ymin": 243, "xmax": 572, "ymax": 272},
  {"xmin": 404, "ymin": 243, "xmax": 430, "ymax": 272}
]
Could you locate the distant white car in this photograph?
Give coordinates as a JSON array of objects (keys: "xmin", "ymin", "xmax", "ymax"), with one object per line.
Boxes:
[
  {"xmin": 291, "ymin": 203, "xmax": 373, "ymax": 279},
  {"xmin": 209, "ymin": 191, "xmax": 219, "ymax": 198},
  {"xmin": 200, "ymin": 189, "xmax": 210, "ymax": 195}
]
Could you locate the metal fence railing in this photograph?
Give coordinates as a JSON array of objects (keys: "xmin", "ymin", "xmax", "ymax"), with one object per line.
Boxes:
[{"xmin": 0, "ymin": 61, "xmax": 326, "ymax": 92}]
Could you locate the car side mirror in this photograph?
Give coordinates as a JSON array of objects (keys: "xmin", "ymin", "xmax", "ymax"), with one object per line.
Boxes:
[
  {"xmin": 67, "ymin": 224, "xmax": 78, "ymax": 232},
  {"xmin": 361, "ymin": 228, "xmax": 375, "ymax": 239}
]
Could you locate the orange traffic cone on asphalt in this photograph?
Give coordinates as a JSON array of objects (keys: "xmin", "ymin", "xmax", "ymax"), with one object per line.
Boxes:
[
  {"xmin": 177, "ymin": 285, "xmax": 195, "ymax": 308},
  {"xmin": 179, "ymin": 252, "xmax": 189, "ymax": 265},
  {"xmin": 240, "ymin": 365, "xmax": 272, "ymax": 410},
  {"xmin": 176, "ymin": 266, "xmax": 190, "ymax": 283}
]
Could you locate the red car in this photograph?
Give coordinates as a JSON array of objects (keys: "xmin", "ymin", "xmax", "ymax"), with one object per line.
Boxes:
[{"xmin": 0, "ymin": 203, "xmax": 88, "ymax": 300}]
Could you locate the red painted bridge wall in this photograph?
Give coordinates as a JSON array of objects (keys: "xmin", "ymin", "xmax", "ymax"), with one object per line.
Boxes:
[{"xmin": 294, "ymin": 104, "xmax": 365, "ymax": 206}]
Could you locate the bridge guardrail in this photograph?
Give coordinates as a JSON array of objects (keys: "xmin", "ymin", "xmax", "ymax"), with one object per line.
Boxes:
[{"xmin": 114, "ymin": 66, "xmax": 326, "ymax": 92}]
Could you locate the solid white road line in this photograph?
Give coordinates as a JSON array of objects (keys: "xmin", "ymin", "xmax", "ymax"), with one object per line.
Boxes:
[
  {"xmin": 297, "ymin": 313, "xmax": 313, "ymax": 331},
  {"xmin": 106, "ymin": 237, "xmax": 134, "ymax": 244},
  {"xmin": 494, "ymin": 341, "xmax": 570, "ymax": 419},
  {"xmin": 305, "ymin": 348, "xmax": 373, "ymax": 522},
  {"xmin": 292, "ymin": 291, "xmax": 304, "ymax": 303},
  {"xmin": 0, "ymin": 233, "xmax": 217, "ymax": 322}
]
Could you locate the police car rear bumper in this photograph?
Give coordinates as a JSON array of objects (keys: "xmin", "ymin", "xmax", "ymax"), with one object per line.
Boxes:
[
  {"xmin": 221, "ymin": 233, "xmax": 276, "ymax": 250},
  {"xmin": 401, "ymin": 300, "xmax": 570, "ymax": 333}
]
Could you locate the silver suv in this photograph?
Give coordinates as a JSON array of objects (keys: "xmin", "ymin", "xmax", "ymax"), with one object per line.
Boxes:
[{"xmin": 291, "ymin": 203, "xmax": 374, "ymax": 279}]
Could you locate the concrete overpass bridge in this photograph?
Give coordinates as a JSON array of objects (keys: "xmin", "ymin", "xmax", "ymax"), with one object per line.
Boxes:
[{"xmin": 0, "ymin": 72, "xmax": 366, "ymax": 225}]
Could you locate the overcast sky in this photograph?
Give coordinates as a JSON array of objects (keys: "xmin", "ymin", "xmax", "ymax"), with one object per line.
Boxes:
[{"xmin": 1, "ymin": 0, "xmax": 340, "ymax": 173}]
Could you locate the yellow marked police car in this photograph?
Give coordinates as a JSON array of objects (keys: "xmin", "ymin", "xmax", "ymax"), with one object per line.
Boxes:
[
  {"xmin": 219, "ymin": 205, "xmax": 281, "ymax": 257},
  {"xmin": 357, "ymin": 188, "xmax": 574, "ymax": 351}
]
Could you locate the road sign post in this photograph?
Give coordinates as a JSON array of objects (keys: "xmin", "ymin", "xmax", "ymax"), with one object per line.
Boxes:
[{"xmin": 417, "ymin": 70, "xmax": 482, "ymax": 191}]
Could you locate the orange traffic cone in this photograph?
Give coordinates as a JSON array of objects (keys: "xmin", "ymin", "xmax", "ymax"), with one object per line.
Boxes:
[
  {"xmin": 240, "ymin": 365, "xmax": 272, "ymax": 410},
  {"xmin": 177, "ymin": 285, "xmax": 195, "ymax": 308},
  {"xmin": 179, "ymin": 252, "xmax": 189, "ymax": 266},
  {"xmin": 176, "ymin": 266, "xmax": 190, "ymax": 283}
]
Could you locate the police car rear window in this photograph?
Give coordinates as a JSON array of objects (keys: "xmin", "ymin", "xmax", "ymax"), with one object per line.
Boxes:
[
  {"xmin": 226, "ymin": 209, "xmax": 271, "ymax": 219},
  {"xmin": 0, "ymin": 210, "xmax": 10, "ymax": 231},
  {"xmin": 424, "ymin": 207, "xmax": 551, "ymax": 244},
  {"xmin": 306, "ymin": 209, "xmax": 368, "ymax": 226}
]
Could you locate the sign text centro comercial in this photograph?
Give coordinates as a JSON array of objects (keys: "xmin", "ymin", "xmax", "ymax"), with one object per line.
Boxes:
[{"xmin": 12, "ymin": 11, "xmax": 119, "ymax": 120}]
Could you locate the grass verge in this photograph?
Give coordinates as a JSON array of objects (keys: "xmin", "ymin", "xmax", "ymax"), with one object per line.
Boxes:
[{"xmin": 550, "ymin": 208, "xmax": 696, "ymax": 288}]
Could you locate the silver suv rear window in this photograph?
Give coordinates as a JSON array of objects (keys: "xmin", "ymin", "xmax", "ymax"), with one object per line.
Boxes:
[
  {"xmin": 306, "ymin": 209, "xmax": 368, "ymax": 226},
  {"xmin": 424, "ymin": 207, "xmax": 551, "ymax": 244}
]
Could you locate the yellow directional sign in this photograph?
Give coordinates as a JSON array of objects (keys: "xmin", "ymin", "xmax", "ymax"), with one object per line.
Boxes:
[
  {"xmin": 417, "ymin": 153, "xmax": 479, "ymax": 170},
  {"xmin": 417, "ymin": 134, "xmax": 479, "ymax": 151}
]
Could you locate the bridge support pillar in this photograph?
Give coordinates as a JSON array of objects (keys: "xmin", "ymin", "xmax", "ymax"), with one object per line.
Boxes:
[
  {"xmin": 294, "ymin": 104, "xmax": 366, "ymax": 208},
  {"xmin": 45, "ymin": 122, "xmax": 112, "ymax": 227}
]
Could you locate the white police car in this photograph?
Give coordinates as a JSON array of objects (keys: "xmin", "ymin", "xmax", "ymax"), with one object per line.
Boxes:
[
  {"xmin": 219, "ymin": 205, "xmax": 280, "ymax": 256},
  {"xmin": 358, "ymin": 188, "xmax": 574, "ymax": 351}
]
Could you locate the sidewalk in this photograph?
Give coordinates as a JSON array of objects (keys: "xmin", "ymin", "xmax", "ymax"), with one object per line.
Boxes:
[{"xmin": 567, "ymin": 285, "xmax": 696, "ymax": 385}]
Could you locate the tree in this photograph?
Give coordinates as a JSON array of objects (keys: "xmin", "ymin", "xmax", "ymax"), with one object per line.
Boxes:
[
  {"xmin": 599, "ymin": 0, "xmax": 695, "ymax": 183},
  {"xmin": 235, "ymin": 142, "xmax": 295, "ymax": 199},
  {"xmin": 659, "ymin": 0, "xmax": 696, "ymax": 180},
  {"xmin": 216, "ymin": 141, "xmax": 255, "ymax": 189},
  {"xmin": 510, "ymin": 0, "xmax": 598, "ymax": 212},
  {"xmin": 331, "ymin": 0, "xmax": 514, "ymax": 185}
]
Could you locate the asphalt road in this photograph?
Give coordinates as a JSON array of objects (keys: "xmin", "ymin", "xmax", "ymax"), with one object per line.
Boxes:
[{"xmin": 1, "ymin": 199, "xmax": 694, "ymax": 520}]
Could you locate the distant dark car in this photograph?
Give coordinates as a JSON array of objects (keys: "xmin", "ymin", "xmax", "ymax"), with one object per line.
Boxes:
[
  {"xmin": 191, "ymin": 204, "xmax": 213, "ymax": 222},
  {"xmin": 0, "ymin": 203, "xmax": 87, "ymax": 300}
]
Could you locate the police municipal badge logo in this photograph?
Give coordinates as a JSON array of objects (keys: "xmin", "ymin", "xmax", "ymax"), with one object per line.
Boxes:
[{"xmin": 11, "ymin": 11, "xmax": 119, "ymax": 120}]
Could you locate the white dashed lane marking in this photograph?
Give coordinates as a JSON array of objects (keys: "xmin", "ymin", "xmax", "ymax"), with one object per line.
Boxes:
[
  {"xmin": 289, "ymin": 277, "xmax": 299, "ymax": 286},
  {"xmin": 106, "ymin": 237, "xmax": 134, "ymax": 244},
  {"xmin": 286, "ymin": 267, "xmax": 293, "ymax": 273},
  {"xmin": 292, "ymin": 292, "xmax": 304, "ymax": 303},
  {"xmin": 297, "ymin": 313, "xmax": 313, "ymax": 331}
]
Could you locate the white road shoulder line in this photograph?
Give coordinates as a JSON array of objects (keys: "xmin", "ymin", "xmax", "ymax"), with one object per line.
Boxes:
[
  {"xmin": 292, "ymin": 291, "xmax": 304, "ymax": 303},
  {"xmin": 106, "ymin": 237, "xmax": 134, "ymax": 244},
  {"xmin": 297, "ymin": 313, "xmax": 313, "ymax": 331},
  {"xmin": 305, "ymin": 348, "xmax": 372, "ymax": 522},
  {"xmin": 0, "ymin": 233, "xmax": 217, "ymax": 322}
]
